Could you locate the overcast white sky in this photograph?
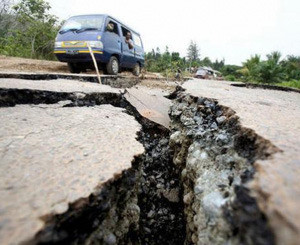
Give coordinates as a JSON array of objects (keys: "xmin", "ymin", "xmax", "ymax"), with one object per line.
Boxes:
[{"xmin": 48, "ymin": 0, "xmax": 300, "ymax": 65}]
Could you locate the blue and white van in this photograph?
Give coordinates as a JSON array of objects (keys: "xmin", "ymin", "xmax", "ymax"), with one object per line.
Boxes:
[{"xmin": 54, "ymin": 14, "xmax": 144, "ymax": 75}]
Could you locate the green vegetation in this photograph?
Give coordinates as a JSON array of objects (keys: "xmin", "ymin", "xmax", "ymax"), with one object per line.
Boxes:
[
  {"xmin": 145, "ymin": 42, "xmax": 226, "ymax": 78},
  {"xmin": 234, "ymin": 52, "xmax": 300, "ymax": 89},
  {"xmin": 0, "ymin": 0, "xmax": 60, "ymax": 60},
  {"xmin": 146, "ymin": 45, "xmax": 300, "ymax": 88},
  {"xmin": 225, "ymin": 75, "xmax": 236, "ymax": 81},
  {"xmin": 276, "ymin": 80, "xmax": 300, "ymax": 89}
]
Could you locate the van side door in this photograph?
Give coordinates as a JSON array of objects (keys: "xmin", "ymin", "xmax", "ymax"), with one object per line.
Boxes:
[
  {"xmin": 102, "ymin": 18, "xmax": 122, "ymax": 63},
  {"xmin": 120, "ymin": 26, "xmax": 135, "ymax": 68}
]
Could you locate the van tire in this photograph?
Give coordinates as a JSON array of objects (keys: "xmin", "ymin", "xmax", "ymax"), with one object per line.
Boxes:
[
  {"xmin": 106, "ymin": 56, "xmax": 119, "ymax": 75},
  {"xmin": 68, "ymin": 62, "xmax": 81, "ymax": 74},
  {"xmin": 133, "ymin": 63, "xmax": 141, "ymax": 76}
]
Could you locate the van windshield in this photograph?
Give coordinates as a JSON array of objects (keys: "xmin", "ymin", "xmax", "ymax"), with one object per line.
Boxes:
[{"xmin": 60, "ymin": 15, "xmax": 104, "ymax": 34}]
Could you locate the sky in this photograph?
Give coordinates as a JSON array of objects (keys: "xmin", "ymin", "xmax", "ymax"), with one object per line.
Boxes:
[{"xmin": 47, "ymin": 0, "xmax": 300, "ymax": 65}]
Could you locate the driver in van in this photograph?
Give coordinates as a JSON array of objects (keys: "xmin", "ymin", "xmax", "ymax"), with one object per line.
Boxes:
[{"xmin": 125, "ymin": 31, "xmax": 134, "ymax": 49}]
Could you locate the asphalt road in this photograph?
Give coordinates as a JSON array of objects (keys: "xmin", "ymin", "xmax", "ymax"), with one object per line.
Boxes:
[{"xmin": 0, "ymin": 78, "xmax": 145, "ymax": 244}]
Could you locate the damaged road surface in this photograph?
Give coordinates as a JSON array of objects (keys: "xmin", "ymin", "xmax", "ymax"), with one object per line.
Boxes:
[
  {"xmin": 174, "ymin": 79, "xmax": 300, "ymax": 245},
  {"xmin": 0, "ymin": 78, "xmax": 185, "ymax": 245},
  {"xmin": 0, "ymin": 104, "xmax": 144, "ymax": 244},
  {"xmin": 0, "ymin": 77, "xmax": 299, "ymax": 245}
]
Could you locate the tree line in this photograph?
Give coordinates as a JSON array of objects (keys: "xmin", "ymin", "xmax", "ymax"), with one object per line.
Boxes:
[{"xmin": 146, "ymin": 42, "xmax": 300, "ymax": 88}]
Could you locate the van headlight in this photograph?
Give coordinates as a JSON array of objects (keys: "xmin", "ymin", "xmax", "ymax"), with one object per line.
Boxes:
[
  {"xmin": 88, "ymin": 41, "xmax": 103, "ymax": 49},
  {"xmin": 54, "ymin": 41, "xmax": 63, "ymax": 48}
]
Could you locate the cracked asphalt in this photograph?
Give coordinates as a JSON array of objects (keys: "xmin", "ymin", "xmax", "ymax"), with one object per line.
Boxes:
[
  {"xmin": 183, "ymin": 79, "xmax": 300, "ymax": 244},
  {"xmin": 0, "ymin": 77, "xmax": 172, "ymax": 244},
  {"xmin": 0, "ymin": 77, "xmax": 299, "ymax": 244},
  {"xmin": 0, "ymin": 78, "xmax": 120, "ymax": 94},
  {"xmin": 0, "ymin": 101, "xmax": 144, "ymax": 244}
]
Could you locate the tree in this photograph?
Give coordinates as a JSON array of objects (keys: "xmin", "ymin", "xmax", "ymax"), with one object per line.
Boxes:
[
  {"xmin": 221, "ymin": 65, "xmax": 242, "ymax": 77},
  {"xmin": 155, "ymin": 47, "xmax": 161, "ymax": 59},
  {"xmin": 239, "ymin": 54, "xmax": 261, "ymax": 81},
  {"xmin": 212, "ymin": 58, "xmax": 225, "ymax": 71},
  {"xmin": 14, "ymin": 0, "xmax": 58, "ymax": 58},
  {"xmin": 187, "ymin": 40, "xmax": 200, "ymax": 63},
  {"xmin": 256, "ymin": 51, "xmax": 284, "ymax": 83},
  {"xmin": 281, "ymin": 55, "xmax": 300, "ymax": 80},
  {"xmin": 0, "ymin": 0, "xmax": 16, "ymax": 39},
  {"xmin": 200, "ymin": 57, "xmax": 212, "ymax": 67},
  {"xmin": 171, "ymin": 52, "xmax": 180, "ymax": 62},
  {"xmin": 1, "ymin": 0, "xmax": 59, "ymax": 59},
  {"xmin": 145, "ymin": 47, "xmax": 187, "ymax": 73},
  {"xmin": 266, "ymin": 51, "xmax": 281, "ymax": 64},
  {"xmin": 239, "ymin": 52, "xmax": 286, "ymax": 83}
]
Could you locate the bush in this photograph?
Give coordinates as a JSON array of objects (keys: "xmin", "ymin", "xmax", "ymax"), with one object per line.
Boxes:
[{"xmin": 225, "ymin": 75, "xmax": 236, "ymax": 81}]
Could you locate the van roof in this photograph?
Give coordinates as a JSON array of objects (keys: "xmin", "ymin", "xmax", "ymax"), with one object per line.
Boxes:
[{"xmin": 69, "ymin": 14, "xmax": 140, "ymax": 35}]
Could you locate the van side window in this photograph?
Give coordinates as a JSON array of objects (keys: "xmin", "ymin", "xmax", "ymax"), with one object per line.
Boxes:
[
  {"xmin": 106, "ymin": 20, "xmax": 119, "ymax": 35},
  {"xmin": 121, "ymin": 26, "xmax": 131, "ymax": 39},
  {"xmin": 132, "ymin": 33, "xmax": 142, "ymax": 47}
]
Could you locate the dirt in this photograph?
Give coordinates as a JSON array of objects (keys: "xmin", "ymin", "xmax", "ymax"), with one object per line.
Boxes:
[
  {"xmin": 139, "ymin": 79, "xmax": 181, "ymax": 92},
  {"xmin": 0, "ymin": 56, "xmax": 164, "ymax": 80},
  {"xmin": 0, "ymin": 55, "xmax": 69, "ymax": 73}
]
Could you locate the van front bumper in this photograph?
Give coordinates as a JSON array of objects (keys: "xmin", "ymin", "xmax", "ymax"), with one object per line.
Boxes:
[{"xmin": 54, "ymin": 49, "xmax": 104, "ymax": 63}]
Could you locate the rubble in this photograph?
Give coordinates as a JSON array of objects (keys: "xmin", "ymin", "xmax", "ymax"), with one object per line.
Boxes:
[{"xmin": 169, "ymin": 93, "xmax": 279, "ymax": 244}]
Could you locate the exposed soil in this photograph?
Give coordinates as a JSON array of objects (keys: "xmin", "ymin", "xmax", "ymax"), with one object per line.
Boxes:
[
  {"xmin": 139, "ymin": 79, "xmax": 181, "ymax": 92},
  {"xmin": 0, "ymin": 55, "xmax": 69, "ymax": 73},
  {"xmin": 0, "ymin": 56, "xmax": 163, "ymax": 80}
]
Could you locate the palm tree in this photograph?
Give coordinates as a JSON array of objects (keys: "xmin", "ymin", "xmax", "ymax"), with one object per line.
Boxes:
[
  {"xmin": 257, "ymin": 51, "xmax": 284, "ymax": 83},
  {"xmin": 240, "ymin": 54, "xmax": 261, "ymax": 81},
  {"xmin": 281, "ymin": 55, "xmax": 300, "ymax": 80}
]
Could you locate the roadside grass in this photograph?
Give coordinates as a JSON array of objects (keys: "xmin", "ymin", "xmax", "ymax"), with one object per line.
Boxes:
[
  {"xmin": 230, "ymin": 77, "xmax": 300, "ymax": 90},
  {"xmin": 276, "ymin": 80, "xmax": 300, "ymax": 89}
]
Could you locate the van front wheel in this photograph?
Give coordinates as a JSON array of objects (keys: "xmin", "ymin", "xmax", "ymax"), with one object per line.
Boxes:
[
  {"xmin": 67, "ymin": 62, "xmax": 81, "ymax": 74},
  {"xmin": 106, "ymin": 56, "xmax": 119, "ymax": 75},
  {"xmin": 132, "ymin": 63, "xmax": 141, "ymax": 76}
]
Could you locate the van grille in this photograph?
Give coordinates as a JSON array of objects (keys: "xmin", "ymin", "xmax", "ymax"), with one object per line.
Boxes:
[{"xmin": 63, "ymin": 41, "xmax": 86, "ymax": 47}]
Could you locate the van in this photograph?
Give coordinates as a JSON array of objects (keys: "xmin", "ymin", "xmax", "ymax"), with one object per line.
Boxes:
[{"xmin": 54, "ymin": 14, "xmax": 144, "ymax": 75}]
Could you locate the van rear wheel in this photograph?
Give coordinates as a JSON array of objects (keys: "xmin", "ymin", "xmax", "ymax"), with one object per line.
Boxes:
[
  {"xmin": 132, "ymin": 63, "xmax": 141, "ymax": 76},
  {"xmin": 68, "ymin": 62, "xmax": 81, "ymax": 74},
  {"xmin": 106, "ymin": 56, "xmax": 119, "ymax": 75}
]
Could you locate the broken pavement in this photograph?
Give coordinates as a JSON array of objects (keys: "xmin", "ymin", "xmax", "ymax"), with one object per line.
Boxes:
[{"xmin": 0, "ymin": 76, "xmax": 299, "ymax": 245}]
